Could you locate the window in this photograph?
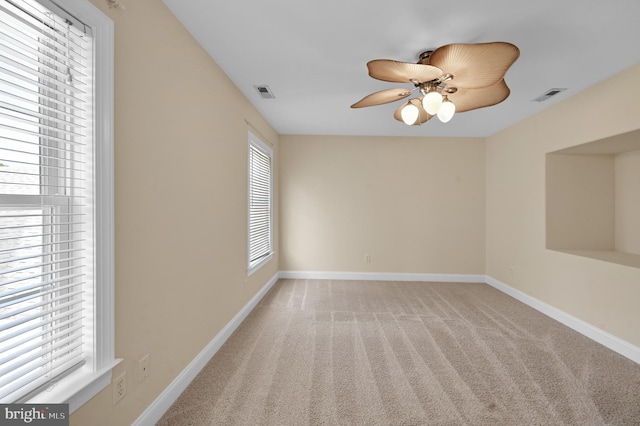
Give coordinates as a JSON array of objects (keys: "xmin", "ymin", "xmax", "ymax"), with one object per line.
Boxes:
[
  {"xmin": 248, "ymin": 132, "xmax": 273, "ymax": 273},
  {"xmin": 0, "ymin": 0, "xmax": 115, "ymax": 411}
]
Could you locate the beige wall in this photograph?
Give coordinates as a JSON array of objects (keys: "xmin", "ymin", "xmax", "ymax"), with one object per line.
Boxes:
[
  {"xmin": 279, "ymin": 135, "xmax": 485, "ymax": 274},
  {"xmin": 72, "ymin": 1, "xmax": 279, "ymax": 425},
  {"xmin": 546, "ymin": 153, "xmax": 615, "ymax": 250},
  {"xmin": 615, "ymin": 149, "xmax": 640, "ymax": 255},
  {"xmin": 486, "ymin": 63, "xmax": 640, "ymax": 347}
]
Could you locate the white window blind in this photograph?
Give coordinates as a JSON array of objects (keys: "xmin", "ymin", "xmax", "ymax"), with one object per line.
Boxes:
[
  {"xmin": 0, "ymin": 0, "xmax": 93, "ymax": 402},
  {"xmin": 248, "ymin": 134, "xmax": 272, "ymax": 269}
]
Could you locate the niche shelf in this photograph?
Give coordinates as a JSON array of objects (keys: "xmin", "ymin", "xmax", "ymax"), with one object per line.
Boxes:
[{"xmin": 546, "ymin": 129, "xmax": 640, "ymax": 269}]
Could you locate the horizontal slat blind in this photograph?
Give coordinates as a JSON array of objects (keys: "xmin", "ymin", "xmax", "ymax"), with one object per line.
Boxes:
[
  {"xmin": 0, "ymin": 0, "xmax": 92, "ymax": 402},
  {"xmin": 248, "ymin": 140, "xmax": 272, "ymax": 265}
]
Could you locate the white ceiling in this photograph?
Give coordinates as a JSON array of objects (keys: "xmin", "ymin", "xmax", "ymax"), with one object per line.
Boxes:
[{"xmin": 161, "ymin": 0, "xmax": 640, "ymax": 138}]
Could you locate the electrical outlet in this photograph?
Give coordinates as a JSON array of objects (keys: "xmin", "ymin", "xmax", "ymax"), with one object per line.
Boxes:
[
  {"xmin": 113, "ymin": 371, "xmax": 126, "ymax": 405},
  {"xmin": 364, "ymin": 254, "xmax": 371, "ymax": 263},
  {"xmin": 138, "ymin": 354, "xmax": 150, "ymax": 383}
]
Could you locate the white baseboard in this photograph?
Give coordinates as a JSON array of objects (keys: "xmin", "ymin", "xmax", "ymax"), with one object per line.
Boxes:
[
  {"xmin": 279, "ymin": 270, "xmax": 486, "ymax": 283},
  {"xmin": 132, "ymin": 273, "xmax": 279, "ymax": 426},
  {"xmin": 485, "ymin": 275, "xmax": 640, "ymax": 365}
]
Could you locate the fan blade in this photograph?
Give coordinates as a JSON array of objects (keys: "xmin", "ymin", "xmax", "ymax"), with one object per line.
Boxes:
[
  {"xmin": 351, "ymin": 88, "xmax": 412, "ymax": 108},
  {"xmin": 429, "ymin": 42, "xmax": 519, "ymax": 89},
  {"xmin": 446, "ymin": 79, "xmax": 511, "ymax": 113},
  {"xmin": 367, "ymin": 60, "xmax": 442, "ymax": 83},
  {"xmin": 393, "ymin": 98, "xmax": 432, "ymax": 125}
]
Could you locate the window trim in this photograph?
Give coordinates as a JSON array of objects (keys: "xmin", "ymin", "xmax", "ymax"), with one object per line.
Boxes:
[
  {"xmin": 247, "ymin": 131, "xmax": 273, "ymax": 276},
  {"xmin": 15, "ymin": 0, "xmax": 118, "ymax": 412}
]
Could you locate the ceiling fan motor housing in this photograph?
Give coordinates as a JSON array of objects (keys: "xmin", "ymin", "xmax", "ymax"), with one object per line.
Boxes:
[{"xmin": 418, "ymin": 50, "xmax": 434, "ymax": 64}]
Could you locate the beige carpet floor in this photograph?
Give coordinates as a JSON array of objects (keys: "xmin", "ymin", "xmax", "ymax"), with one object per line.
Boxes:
[{"xmin": 158, "ymin": 279, "xmax": 640, "ymax": 425}]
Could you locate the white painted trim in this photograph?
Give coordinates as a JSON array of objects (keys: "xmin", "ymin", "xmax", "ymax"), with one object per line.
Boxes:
[
  {"xmin": 248, "ymin": 252, "xmax": 274, "ymax": 277},
  {"xmin": 132, "ymin": 273, "xmax": 280, "ymax": 426},
  {"xmin": 28, "ymin": 358, "xmax": 121, "ymax": 412},
  {"xmin": 279, "ymin": 270, "xmax": 486, "ymax": 283},
  {"xmin": 485, "ymin": 275, "xmax": 640, "ymax": 365}
]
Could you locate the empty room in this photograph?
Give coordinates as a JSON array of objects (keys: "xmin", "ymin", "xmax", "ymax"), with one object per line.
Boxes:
[{"xmin": 1, "ymin": 0, "xmax": 640, "ymax": 425}]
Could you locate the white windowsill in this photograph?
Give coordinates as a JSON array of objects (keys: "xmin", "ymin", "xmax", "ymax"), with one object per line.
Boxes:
[
  {"xmin": 248, "ymin": 252, "xmax": 274, "ymax": 276},
  {"xmin": 27, "ymin": 359, "xmax": 121, "ymax": 413}
]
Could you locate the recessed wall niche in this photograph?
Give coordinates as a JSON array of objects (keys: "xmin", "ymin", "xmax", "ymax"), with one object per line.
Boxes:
[{"xmin": 546, "ymin": 129, "xmax": 640, "ymax": 269}]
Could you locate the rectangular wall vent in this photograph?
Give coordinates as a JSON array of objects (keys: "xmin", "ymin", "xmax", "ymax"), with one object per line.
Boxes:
[
  {"xmin": 533, "ymin": 88, "xmax": 567, "ymax": 102},
  {"xmin": 254, "ymin": 85, "xmax": 276, "ymax": 99}
]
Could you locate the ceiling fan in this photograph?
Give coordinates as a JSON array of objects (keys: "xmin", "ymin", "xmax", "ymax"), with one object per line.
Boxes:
[{"xmin": 351, "ymin": 42, "xmax": 520, "ymax": 126}]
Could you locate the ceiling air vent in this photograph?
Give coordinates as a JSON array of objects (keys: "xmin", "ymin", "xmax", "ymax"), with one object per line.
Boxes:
[
  {"xmin": 254, "ymin": 85, "xmax": 276, "ymax": 99},
  {"xmin": 533, "ymin": 88, "xmax": 567, "ymax": 102}
]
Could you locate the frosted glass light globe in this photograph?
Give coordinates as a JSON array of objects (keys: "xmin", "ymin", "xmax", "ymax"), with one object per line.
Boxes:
[
  {"xmin": 422, "ymin": 91, "xmax": 443, "ymax": 115},
  {"xmin": 400, "ymin": 103, "xmax": 419, "ymax": 125},
  {"xmin": 437, "ymin": 100, "xmax": 456, "ymax": 123}
]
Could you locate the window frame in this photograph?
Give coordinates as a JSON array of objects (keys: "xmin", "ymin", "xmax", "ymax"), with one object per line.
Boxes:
[
  {"xmin": 0, "ymin": 0, "xmax": 117, "ymax": 412},
  {"xmin": 247, "ymin": 131, "xmax": 273, "ymax": 275}
]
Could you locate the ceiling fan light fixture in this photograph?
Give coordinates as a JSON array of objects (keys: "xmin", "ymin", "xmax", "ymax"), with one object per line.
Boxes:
[
  {"xmin": 437, "ymin": 98, "xmax": 456, "ymax": 123},
  {"xmin": 352, "ymin": 42, "xmax": 519, "ymax": 128},
  {"xmin": 422, "ymin": 91, "xmax": 443, "ymax": 115},
  {"xmin": 400, "ymin": 101, "xmax": 420, "ymax": 125}
]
